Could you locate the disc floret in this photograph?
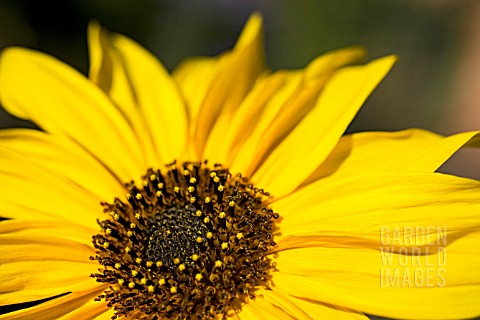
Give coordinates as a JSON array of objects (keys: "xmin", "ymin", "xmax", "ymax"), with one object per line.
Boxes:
[{"xmin": 91, "ymin": 161, "xmax": 278, "ymax": 319}]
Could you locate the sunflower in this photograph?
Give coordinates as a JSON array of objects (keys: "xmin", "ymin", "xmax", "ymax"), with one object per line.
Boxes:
[{"xmin": 0, "ymin": 13, "xmax": 479, "ymax": 320}]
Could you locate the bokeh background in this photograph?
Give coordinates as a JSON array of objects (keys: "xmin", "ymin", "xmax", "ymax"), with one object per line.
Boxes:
[{"xmin": 0, "ymin": 1, "xmax": 479, "ymax": 318}]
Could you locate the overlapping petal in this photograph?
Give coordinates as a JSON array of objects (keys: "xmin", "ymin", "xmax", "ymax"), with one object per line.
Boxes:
[
  {"xmin": 251, "ymin": 56, "xmax": 396, "ymax": 197},
  {"xmin": 88, "ymin": 22, "xmax": 160, "ymax": 167},
  {"xmin": 0, "ymin": 149, "xmax": 104, "ymax": 229},
  {"xmin": 189, "ymin": 13, "xmax": 266, "ymax": 159},
  {"xmin": 0, "ymin": 48, "xmax": 145, "ymax": 182},
  {"xmin": 286, "ymin": 297, "xmax": 368, "ymax": 320},
  {"xmin": 301, "ymin": 129, "xmax": 480, "ymax": 186},
  {"xmin": 229, "ymin": 46, "xmax": 368, "ymax": 178},
  {"xmin": 0, "ymin": 129, "xmax": 123, "ymax": 201},
  {"xmin": 273, "ymin": 171, "xmax": 480, "ymax": 250},
  {"xmin": 0, "ymin": 287, "xmax": 104, "ymax": 320},
  {"xmin": 271, "ymin": 231, "xmax": 480, "ymax": 319},
  {"xmin": 100, "ymin": 29, "xmax": 189, "ymax": 163}
]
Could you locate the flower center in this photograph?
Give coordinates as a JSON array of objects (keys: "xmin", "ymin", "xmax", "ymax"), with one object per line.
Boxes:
[{"xmin": 91, "ymin": 161, "xmax": 278, "ymax": 319}]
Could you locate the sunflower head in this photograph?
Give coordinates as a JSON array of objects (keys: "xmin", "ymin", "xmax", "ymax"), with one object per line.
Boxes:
[
  {"xmin": 91, "ymin": 161, "xmax": 278, "ymax": 319},
  {"xmin": 1, "ymin": 9, "xmax": 479, "ymax": 320}
]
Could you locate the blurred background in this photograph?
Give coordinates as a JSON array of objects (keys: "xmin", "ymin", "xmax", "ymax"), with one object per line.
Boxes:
[
  {"xmin": 0, "ymin": 1, "xmax": 479, "ymax": 319},
  {"xmin": 0, "ymin": 0, "xmax": 479, "ymax": 180}
]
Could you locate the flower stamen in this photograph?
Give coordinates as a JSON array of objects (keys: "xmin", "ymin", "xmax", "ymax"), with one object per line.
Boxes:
[{"xmin": 91, "ymin": 161, "xmax": 278, "ymax": 319}]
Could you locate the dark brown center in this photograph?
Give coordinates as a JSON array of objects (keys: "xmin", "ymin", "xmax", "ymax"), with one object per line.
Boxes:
[{"xmin": 90, "ymin": 161, "xmax": 278, "ymax": 319}]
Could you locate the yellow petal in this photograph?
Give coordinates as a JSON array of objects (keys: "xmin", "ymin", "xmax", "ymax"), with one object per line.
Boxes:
[
  {"xmin": 260, "ymin": 289, "xmax": 312, "ymax": 319},
  {"xmin": 0, "ymin": 149, "xmax": 101, "ymax": 229},
  {"xmin": 203, "ymin": 72, "xmax": 286, "ymax": 165},
  {"xmin": 58, "ymin": 299, "xmax": 110, "ymax": 320},
  {"xmin": 91, "ymin": 309, "xmax": 115, "ymax": 320},
  {"xmin": 252, "ymin": 56, "xmax": 396, "ymax": 197},
  {"xmin": 236, "ymin": 303, "xmax": 267, "ymax": 320},
  {"xmin": 173, "ymin": 57, "xmax": 219, "ymax": 125},
  {"xmin": 237, "ymin": 294, "xmax": 294, "ymax": 320},
  {"xmin": 0, "ymin": 48, "xmax": 145, "ymax": 182},
  {"xmin": 273, "ymin": 171, "xmax": 480, "ymax": 251},
  {"xmin": 230, "ymin": 46, "xmax": 367, "ymax": 177},
  {"xmin": 87, "ymin": 21, "xmax": 160, "ymax": 167},
  {"xmin": 192, "ymin": 13, "xmax": 266, "ymax": 159},
  {"xmin": 301, "ymin": 129, "xmax": 480, "ymax": 187},
  {"xmin": 0, "ymin": 129, "xmax": 123, "ymax": 201},
  {"xmin": 271, "ymin": 231, "xmax": 480, "ymax": 319},
  {"xmin": 107, "ymin": 31, "xmax": 188, "ymax": 163},
  {"xmin": 0, "ymin": 219, "xmax": 94, "ymax": 254},
  {"xmin": 0, "ymin": 259, "xmax": 99, "ymax": 304},
  {"xmin": 287, "ymin": 296, "xmax": 368, "ymax": 320},
  {"xmin": 0, "ymin": 286, "xmax": 103, "ymax": 320},
  {"xmin": 173, "ymin": 56, "xmax": 221, "ymax": 161}
]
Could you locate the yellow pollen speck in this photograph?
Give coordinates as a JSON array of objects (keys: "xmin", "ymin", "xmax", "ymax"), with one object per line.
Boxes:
[
  {"xmin": 127, "ymin": 230, "xmax": 133, "ymax": 237},
  {"xmin": 102, "ymin": 242, "xmax": 109, "ymax": 249},
  {"xmin": 156, "ymin": 261, "xmax": 163, "ymax": 267},
  {"xmin": 146, "ymin": 261, "xmax": 153, "ymax": 267},
  {"xmin": 196, "ymin": 237, "xmax": 203, "ymax": 243},
  {"xmin": 206, "ymin": 232, "xmax": 213, "ymax": 239},
  {"xmin": 221, "ymin": 242, "xmax": 228, "ymax": 250},
  {"xmin": 229, "ymin": 201, "xmax": 235, "ymax": 207},
  {"xmin": 105, "ymin": 228, "xmax": 112, "ymax": 235},
  {"xmin": 173, "ymin": 258, "xmax": 180, "ymax": 265},
  {"xmin": 158, "ymin": 183, "xmax": 164, "ymax": 189},
  {"xmin": 195, "ymin": 273, "xmax": 203, "ymax": 281},
  {"xmin": 135, "ymin": 213, "xmax": 141, "ymax": 219},
  {"xmin": 170, "ymin": 286, "xmax": 177, "ymax": 294},
  {"xmin": 196, "ymin": 210, "xmax": 202, "ymax": 217},
  {"xmin": 192, "ymin": 254, "xmax": 199, "ymax": 261},
  {"xmin": 236, "ymin": 233, "xmax": 243, "ymax": 240},
  {"xmin": 118, "ymin": 279, "xmax": 124, "ymax": 286},
  {"xmin": 113, "ymin": 213, "xmax": 120, "ymax": 220},
  {"xmin": 125, "ymin": 246, "xmax": 131, "ymax": 253},
  {"xmin": 204, "ymin": 217, "xmax": 210, "ymax": 223},
  {"xmin": 183, "ymin": 170, "xmax": 190, "ymax": 176},
  {"xmin": 190, "ymin": 177, "xmax": 197, "ymax": 184},
  {"xmin": 140, "ymin": 278, "xmax": 147, "ymax": 285},
  {"xmin": 219, "ymin": 211, "xmax": 226, "ymax": 218},
  {"xmin": 149, "ymin": 174, "xmax": 156, "ymax": 181},
  {"xmin": 128, "ymin": 282, "xmax": 135, "ymax": 289},
  {"xmin": 218, "ymin": 185, "xmax": 224, "ymax": 192},
  {"xmin": 159, "ymin": 278, "xmax": 166, "ymax": 285},
  {"xmin": 130, "ymin": 223, "xmax": 136, "ymax": 229},
  {"xmin": 115, "ymin": 263, "xmax": 121, "ymax": 269},
  {"xmin": 131, "ymin": 270, "xmax": 138, "ymax": 277},
  {"xmin": 213, "ymin": 176, "xmax": 220, "ymax": 183},
  {"xmin": 190, "ymin": 197, "xmax": 196, "ymax": 203},
  {"xmin": 108, "ymin": 211, "xmax": 115, "ymax": 216},
  {"xmin": 135, "ymin": 258, "xmax": 142, "ymax": 264},
  {"xmin": 205, "ymin": 197, "xmax": 211, "ymax": 203},
  {"xmin": 210, "ymin": 172, "xmax": 216, "ymax": 178},
  {"xmin": 135, "ymin": 193, "xmax": 142, "ymax": 200},
  {"xmin": 174, "ymin": 186, "xmax": 180, "ymax": 193},
  {"xmin": 156, "ymin": 191, "xmax": 162, "ymax": 197},
  {"xmin": 215, "ymin": 260, "xmax": 222, "ymax": 268},
  {"xmin": 188, "ymin": 186, "xmax": 195, "ymax": 193},
  {"xmin": 148, "ymin": 285, "xmax": 155, "ymax": 293},
  {"xmin": 178, "ymin": 264, "xmax": 186, "ymax": 271},
  {"xmin": 126, "ymin": 193, "xmax": 132, "ymax": 200}
]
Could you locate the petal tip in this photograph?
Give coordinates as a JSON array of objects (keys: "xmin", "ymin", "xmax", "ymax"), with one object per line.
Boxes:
[{"xmin": 236, "ymin": 12, "xmax": 265, "ymax": 49}]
